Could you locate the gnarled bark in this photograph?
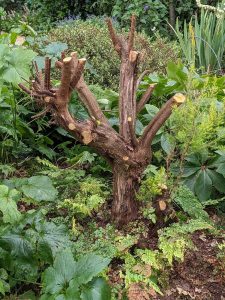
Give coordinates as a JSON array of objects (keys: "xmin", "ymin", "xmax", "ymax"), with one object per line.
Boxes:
[{"xmin": 19, "ymin": 16, "xmax": 186, "ymax": 227}]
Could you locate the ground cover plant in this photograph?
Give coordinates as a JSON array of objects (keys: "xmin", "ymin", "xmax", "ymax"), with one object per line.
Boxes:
[{"xmin": 0, "ymin": 2, "xmax": 225, "ymax": 300}]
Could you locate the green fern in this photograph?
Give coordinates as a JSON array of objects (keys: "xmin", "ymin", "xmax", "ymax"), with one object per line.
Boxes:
[
  {"xmin": 158, "ymin": 219, "xmax": 213, "ymax": 265},
  {"xmin": 172, "ymin": 185, "xmax": 210, "ymax": 221}
]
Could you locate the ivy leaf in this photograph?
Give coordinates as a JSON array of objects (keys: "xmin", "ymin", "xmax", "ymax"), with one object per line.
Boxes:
[
  {"xmin": 21, "ymin": 176, "xmax": 58, "ymax": 202},
  {"xmin": 194, "ymin": 170, "xmax": 212, "ymax": 201},
  {"xmin": 0, "ymin": 185, "xmax": 21, "ymax": 223},
  {"xmin": 81, "ymin": 278, "xmax": 111, "ymax": 300}
]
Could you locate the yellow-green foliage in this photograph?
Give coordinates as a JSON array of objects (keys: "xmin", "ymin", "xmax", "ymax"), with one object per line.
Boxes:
[
  {"xmin": 123, "ymin": 219, "xmax": 213, "ymax": 294},
  {"xmin": 137, "ymin": 167, "xmax": 167, "ymax": 202},
  {"xmin": 59, "ymin": 177, "xmax": 109, "ymax": 218},
  {"xmin": 123, "ymin": 252, "xmax": 163, "ymax": 295},
  {"xmin": 171, "ymin": 75, "xmax": 225, "ymax": 154},
  {"xmin": 49, "ymin": 19, "xmax": 179, "ymax": 90},
  {"xmin": 158, "ymin": 219, "xmax": 213, "ymax": 265}
]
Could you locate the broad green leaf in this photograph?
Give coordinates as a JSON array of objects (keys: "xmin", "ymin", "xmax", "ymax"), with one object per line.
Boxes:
[
  {"xmin": 45, "ymin": 42, "xmax": 68, "ymax": 57},
  {"xmin": 194, "ymin": 170, "xmax": 212, "ymax": 201},
  {"xmin": 21, "ymin": 176, "xmax": 58, "ymax": 202},
  {"xmin": 42, "ymin": 249, "xmax": 77, "ymax": 295},
  {"xmin": 0, "ymin": 232, "xmax": 33, "ymax": 258},
  {"xmin": 216, "ymin": 163, "xmax": 225, "ymax": 176},
  {"xmin": 3, "ymin": 47, "xmax": 36, "ymax": 84},
  {"xmin": 135, "ymin": 119, "xmax": 144, "ymax": 136},
  {"xmin": 207, "ymin": 170, "xmax": 225, "ymax": 193},
  {"xmin": 0, "ymin": 185, "xmax": 21, "ymax": 223},
  {"xmin": 18, "ymin": 290, "xmax": 36, "ymax": 300},
  {"xmin": 182, "ymin": 164, "xmax": 200, "ymax": 177},
  {"xmin": 161, "ymin": 134, "xmax": 175, "ymax": 155},
  {"xmin": 183, "ymin": 174, "xmax": 197, "ymax": 192},
  {"xmin": 73, "ymin": 254, "xmax": 110, "ymax": 285},
  {"xmin": 185, "ymin": 153, "xmax": 201, "ymax": 166},
  {"xmin": 144, "ymin": 104, "xmax": 159, "ymax": 121},
  {"xmin": 81, "ymin": 278, "xmax": 111, "ymax": 300},
  {"xmin": 38, "ymin": 222, "xmax": 70, "ymax": 262},
  {"xmin": 42, "ymin": 250, "xmax": 110, "ymax": 298}
]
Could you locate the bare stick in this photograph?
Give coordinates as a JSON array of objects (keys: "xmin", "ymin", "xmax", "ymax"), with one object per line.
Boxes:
[
  {"xmin": 76, "ymin": 79, "xmax": 109, "ymax": 125},
  {"xmin": 70, "ymin": 58, "xmax": 86, "ymax": 89},
  {"xmin": 18, "ymin": 83, "xmax": 31, "ymax": 95},
  {"xmin": 106, "ymin": 18, "xmax": 122, "ymax": 55},
  {"xmin": 57, "ymin": 57, "xmax": 73, "ymax": 105},
  {"xmin": 136, "ymin": 70, "xmax": 150, "ymax": 89},
  {"xmin": 44, "ymin": 57, "xmax": 51, "ymax": 90},
  {"xmin": 140, "ymin": 93, "xmax": 186, "ymax": 147},
  {"xmin": 128, "ymin": 15, "xmax": 136, "ymax": 52},
  {"xmin": 136, "ymin": 84, "xmax": 156, "ymax": 114},
  {"xmin": 128, "ymin": 117, "xmax": 138, "ymax": 146}
]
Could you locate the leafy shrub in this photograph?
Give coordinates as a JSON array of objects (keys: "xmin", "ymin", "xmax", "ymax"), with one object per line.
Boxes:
[
  {"xmin": 59, "ymin": 177, "xmax": 109, "ymax": 219},
  {"xmin": 123, "ymin": 219, "xmax": 213, "ymax": 295},
  {"xmin": 158, "ymin": 219, "xmax": 213, "ymax": 264},
  {"xmin": 0, "ymin": 31, "xmax": 58, "ymax": 163},
  {"xmin": 172, "ymin": 151, "xmax": 225, "ymax": 201},
  {"xmin": 137, "ymin": 167, "xmax": 167, "ymax": 202},
  {"xmin": 174, "ymin": 9, "xmax": 225, "ymax": 72},
  {"xmin": 49, "ymin": 19, "xmax": 179, "ymax": 90},
  {"xmin": 172, "ymin": 185, "xmax": 210, "ymax": 220},
  {"xmin": 112, "ymin": 0, "xmax": 168, "ymax": 36},
  {"xmin": 40, "ymin": 248, "xmax": 111, "ymax": 300}
]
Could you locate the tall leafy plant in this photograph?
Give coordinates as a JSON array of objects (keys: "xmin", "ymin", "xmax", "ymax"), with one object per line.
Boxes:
[{"xmin": 174, "ymin": 9, "xmax": 225, "ymax": 72}]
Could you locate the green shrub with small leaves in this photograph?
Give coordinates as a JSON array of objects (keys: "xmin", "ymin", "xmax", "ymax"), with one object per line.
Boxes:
[
  {"xmin": 123, "ymin": 219, "xmax": 213, "ymax": 295},
  {"xmin": 58, "ymin": 177, "xmax": 110, "ymax": 219},
  {"xmin": 137, "ymin": 167, "xmax": 167, "ymax": 202},
  {"xmin": 49, "ymin": 19, "xmax": 179, "ymax": 90},
  {"xmin": 172, "ymin": 185, "xmax": 210, "ymax": 220}
]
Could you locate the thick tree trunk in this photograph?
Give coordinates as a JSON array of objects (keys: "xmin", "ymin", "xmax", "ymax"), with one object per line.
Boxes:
[
  {"xmin": 112, "ymin": 164, "xmax": 140, "ymax": 226},
  {"xmin": 111, "ymin": 143, "xmax": 153, "ymax": 226}
]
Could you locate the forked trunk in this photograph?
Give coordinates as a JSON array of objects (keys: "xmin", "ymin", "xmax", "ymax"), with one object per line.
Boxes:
[
  {"xmin": 112, "ymin": 163, "xmax": 143, "ymax": 226},
  {"xmin": 19, "ymin": 15, "xmax": 186, "ymax": 229}
]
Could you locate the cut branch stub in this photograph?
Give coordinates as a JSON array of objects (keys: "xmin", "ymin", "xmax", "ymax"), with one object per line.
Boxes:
[
  {"xmin": 136, "ymin": 83, "xmax": 156, "ymax": 115},
  {"xmin": 140, "ymin": 93, "xmax": 186, "ymax": 147},
  {"xmin": 107, "ymin": 15, "xmax": 139, "ymax": 143}
]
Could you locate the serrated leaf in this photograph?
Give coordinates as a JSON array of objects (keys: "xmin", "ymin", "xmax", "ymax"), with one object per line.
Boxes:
[
  {"xmin": 21, "ymin": 176, "xmax": 58, "ymax": 202},
  {"xmin": 38, "ymin": 222, "xmax": 70, "ymax": 262},
  {"xmin": 3, "ymin": 47, "xmax": 36, "ymax": 84},
  {"xmin": 42, "ymin": 249, "xmax": 77, "ymax": 295},
  {"xmin": 0, "ymin": 185, "xmax": 21, "ymax": 223},
  {"xmin": 81, "ymin": 278, "xmax": 111, "ymax": 300},
  {"xmin": 73, "ymin": 254, "xmax": 110, "ymax": 285}
]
